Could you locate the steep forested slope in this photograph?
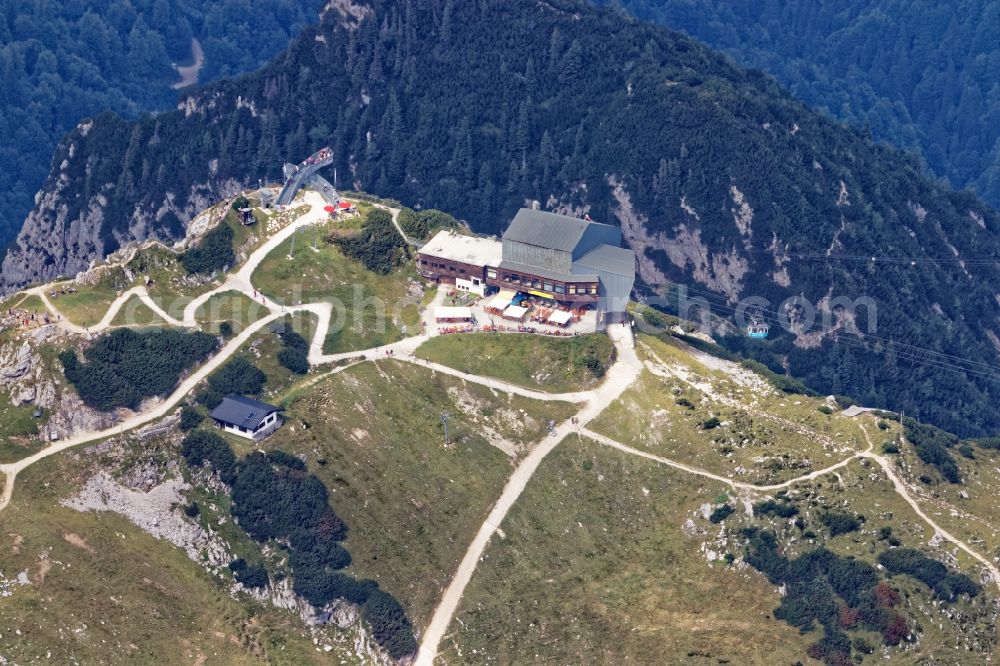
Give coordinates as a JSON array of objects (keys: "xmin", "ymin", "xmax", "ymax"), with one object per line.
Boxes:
[
  {"xmin": 605, "ymin": 0, "xmax": 1000, "ymax": 209},
  {"xmin": 4, "ymin": 0, "xmax": 1000, "ymax": 437},
  {"xmin": 0, "ymin": 0, "xmax": 324, "ymax": 250}
]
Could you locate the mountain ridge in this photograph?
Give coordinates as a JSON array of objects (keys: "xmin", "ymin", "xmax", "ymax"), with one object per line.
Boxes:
[
  {"xmin": 604, "ymin": 0, "xmax": 1000, "ymax": 210},
  {"xmin": 3, "ymin": 0, "xmax": 1000, "ymax": 436}
]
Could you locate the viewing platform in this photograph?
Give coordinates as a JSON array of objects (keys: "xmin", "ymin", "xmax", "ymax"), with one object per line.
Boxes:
[{"xmin": 276, "ymin": 147, "xmax": 334, "ymax": 206}]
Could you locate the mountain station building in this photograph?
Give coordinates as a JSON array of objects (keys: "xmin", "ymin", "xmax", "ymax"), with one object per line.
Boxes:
[{"xmin": 418, "ymin": 209, "xmax": 636, "ymax": 322}]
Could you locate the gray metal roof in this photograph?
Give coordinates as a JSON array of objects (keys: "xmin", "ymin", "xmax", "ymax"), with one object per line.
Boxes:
[
  {"xmin": 210, "ymin": 395, "xmax": 283, "ymax": 431},
  {"xmin": 572, "ymin": 244, "xmax": 636, "ymax": 278},
  {"xmin": 498, "ymin": 259, "xmax": 597, "ymax": 283},
  {"xmin": 502, "ymin": 209, "xmax": 616, "ymax": 252}
]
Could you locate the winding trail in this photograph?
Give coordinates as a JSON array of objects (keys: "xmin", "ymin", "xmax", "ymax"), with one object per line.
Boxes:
[
  {"xmin": 0, "ymin": 192, "xmax": 588, "ymax": 514},
  {"xmin": 580, "ymin": 427, "xmax": 871, "ymax": 492},
  {"xmin": 0, "ymin": 311, "xmax": 282, "ymax": 511},
  {"xmin": 31, "ymin": 286, "xmax": 186, "ymax": 332},
  {"xmin": 3, "ymin": 190, "xmax": 998, "ymax": 666},
  {"xmin": 581, "ymin": 423, "xmax": 1000, "ymax": 591},
  {"xmin": 414, "ymin": 324, "xmax": 641, "ymax": 666}
]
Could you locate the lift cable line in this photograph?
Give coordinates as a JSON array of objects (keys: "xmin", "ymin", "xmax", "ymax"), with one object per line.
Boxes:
[
  {"xmin": 667, "ymin": 284, "xmax": 1000, "ymax": 381},
  {"xmin": 662, "ymin": 281, "xmax": 1000, "ymax": 376},
  {"xmin": 735, "ymin": 247, "xmax": 1000, "ymax": 266},
  {"xmin": 648, "ymin": 283, "xmax": 1000, "ymax": 383}
]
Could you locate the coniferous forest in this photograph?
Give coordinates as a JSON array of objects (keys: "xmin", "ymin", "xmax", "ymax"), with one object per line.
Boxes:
[
  {"xmin": 0, "ymin": 0, "xmax": 324, "ymax": 248},
  {"xmin": 604, "ymin": 0, "xmax": 1000, "ymax": 210},
  {"xmin": 11, "ymin": 0, "xmax": 1000, "ymax": 438}
]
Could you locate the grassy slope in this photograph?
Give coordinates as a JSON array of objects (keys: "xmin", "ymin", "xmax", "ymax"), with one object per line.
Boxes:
[
  {"xmin": 0, "ymin": 456, "xmax": 339, "ymax": 666},
  {"xmin": 588, "ymin": 335, "xmax": 867, "ymax": 485},
  {"xmin": 131, "ymin": 245, "xmax": 221, "ymax": 322},
  {"xmin": 260, "ymin": 360, "xmax": 576, "ymax": 629},
  {"xmin": 444, "ymin": 433, "xmax": 997, "ymax": 664},
  {"xmin": 0, "ymin": 393, "xmax": 43, "ymax": 463},
  {"xmin": 49, "ymin": 275, "xmax": 125, "ymax": 327},
  {"xmin": 415, "ymin": 332, "xmax": 615, "ymax": 393},
  {"xmin": 228, "ymin": 312, "xmax": 319, "ymax": 406},
  {"xmin": 35, "ymin": 202, "xmax": 276, "ymax": 326},
  {"xmin": 108, "ymin": 295, "xmax": 169, "ymax": 328},
  {"xmin": 250, "ymin": 211, "xmax": 422, "ymax": 355},
  {"xmin": 8, "ymin": 293, "xmax": 46, "ymax": 313},
  {"xmin": 884, "ymin": 435, "xmax": 1000, "ymax": 570},
  {"xmin": 0, "ymin": 326, "xmax": 57, "ymax": 464},
  {"xmin": 193, "ymin": 290, "xmax": 270, "ymax": 334},
  {"xmin": 748, "ymin": 453, "xmax": 999, "ymax": 659},
  {"xmin": 442, "ymin": 435, "xmax": 816, "ymax": 664}
]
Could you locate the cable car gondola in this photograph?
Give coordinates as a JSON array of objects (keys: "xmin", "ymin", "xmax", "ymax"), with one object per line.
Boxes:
[
  {"xmin": 746, "ymin": 308, "xmax": 769, "ymax": 339},
  {"xmin": 747, "ymin": 322, "xmax": 769, "ymax": 339}
]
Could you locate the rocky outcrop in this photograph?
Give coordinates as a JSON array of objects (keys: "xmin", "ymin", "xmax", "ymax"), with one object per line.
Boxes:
[
  {"xmin": 0, "ymin": 115, "xmax": 245, "ymax": 295},
  {"xmin": 62, "ymin": 444, "xmax": 400, "ymax": 665},
  {"xmin": 0, "ymin": 325, "xmax": 113, "ymax": 440},
  {"xmin": 609, "ymin": 176, "xmax": 749, "ymax": 301}
]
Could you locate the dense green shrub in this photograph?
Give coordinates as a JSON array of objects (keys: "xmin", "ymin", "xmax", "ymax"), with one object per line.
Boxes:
[
  {"xmin": 327, "ymin": 209, "xmax": 407, "ymax": 274},
  {"xmin": 397, "ymin": 207, "xmax": 460, "ymax": 240},
  {"xmin": 60, "ymin": 328, "xmax": 218, "ymax": 411},
  {"xmin": 181, "ymin": 222, "xmax": 235, "ymax": 275},
  {"xmin": 708, "ymin": 504, "xmax": 735, "ymax": 523},
  {"xmin": 974, "ymin": 436, "xmax": 1000, "ymax": 450},
  {"xmin": 266, "ymin": 449, "xmax": 306, "ymax": 471},
  {"xmin": 904, "ymin": 419, "xmax": 961, "ymax": 483},
  {"xmin": 820, "ymin": 512, "xmax": 862, "ymax": 537},
  {"xmin": 881, "ymin": 442, "xmax": 900, "ymax": 454},
  {"xmin": 184, "ymin": 502, "xmax": 200, "ymax": 518},
  {"xmin": 753, "ymin": 499, "xmax": 799, "ymax": 519},
  {"xmin": 231, "ymin": 451, "xmax": 342, "ymax": 542},
  {"xmin": 361, "ymin": 590, "xmax": 418, "ymax": 659},
  {"xmin": 178, "ymin": 443, "xmax": 417, "ymax": 655},
  {"xmin": 208, "ymin": 357, "xmax": 267, "ymax": 397},
  {"xmin": 229, "ymin": 558, "xmax": 269, "ymax": 588},
  {"xmin": 702, "ymin": 416, "xmax": 720, "ymax": 430},
  {"xmin": 180, "ymin": 429, "xmax": 237, "ymax": 484},
  {"xmin": 179, "ymin": 405, "xmax": 204, "ymax": 431},
  {"xmin": 276, "ymin": 327, "xmax": 310, "ymax": 374},
  {"xmin": 196, "ymin": 388, "xmax": 224, "ymax": 410},
  {"xmin": 228, "ymin": 450, "xmax": 415, "ymax": 655},
  {"xmin": 742, "ymin": 529, "xmax": 911, "ymax": 664},
  {"xmin": 878, "ymin": 549, "xmax": 980, "ymax": 601}
]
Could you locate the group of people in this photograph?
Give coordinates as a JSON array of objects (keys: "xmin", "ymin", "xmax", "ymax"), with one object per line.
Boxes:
[
  {"xmin": 437, "ymin": 324, "xmax": 476, "ymax": 335},
  {"xmin": 4, "ymin": 308, "xmax": 54, "ymax": 330},
  {"xmin": 301, "ymin": 147, "xmax": 332, "ymax": 168},
  {"xmin": 438, "ymin": 324, "xmax": 576, "ymax": 337}
]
